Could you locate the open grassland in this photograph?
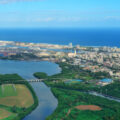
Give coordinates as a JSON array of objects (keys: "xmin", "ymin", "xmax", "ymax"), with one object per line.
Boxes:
[
  {"xmin": 0, "ymin": 84, "xmax": 17, "ymax": 98},
  {"xmin": 0, "ymin": 74, "xmax": 38, "ymax": 120},
  {"xmin": 0, "ymin": 84, "xmax": 34, "ymax": 108},
  {"xmin": 0, "ymin": 108, "xmax": 16, "ymax": 120}
]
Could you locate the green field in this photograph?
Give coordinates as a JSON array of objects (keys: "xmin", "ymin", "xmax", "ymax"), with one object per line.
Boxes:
[
  {"xmin": 0, "ymin": 84, "xmax": 34, "ymax": 108},
  {"xmin": 0, "ymin": 84, "xmax": 35, "ymax": 120},
  {"xmin": 0, "ymin": 84, "xmax": 17, "ymax": 98},
  {"xmin": 0, "ymin": 74, "xmax": 38, "ymax": 120}
]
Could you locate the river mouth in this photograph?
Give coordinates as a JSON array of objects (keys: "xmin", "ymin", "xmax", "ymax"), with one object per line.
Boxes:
[{"xmin": 0, "ymin": 60, "xmax": 61, "ymax": 120}]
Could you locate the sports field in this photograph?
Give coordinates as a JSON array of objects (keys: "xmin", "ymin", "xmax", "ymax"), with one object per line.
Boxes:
[
  {"xmin": 0, "ymin": 84, "xmax": 17, "ymax": 98},
  {"xmin": 0, "ymin": 84, "xmax": 34, "ymax": 108}
]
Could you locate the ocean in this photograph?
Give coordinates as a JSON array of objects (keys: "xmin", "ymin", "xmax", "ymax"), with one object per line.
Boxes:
[{"xmin": 0, "ymin": 28, "xmax": 120, "ymax": 47}]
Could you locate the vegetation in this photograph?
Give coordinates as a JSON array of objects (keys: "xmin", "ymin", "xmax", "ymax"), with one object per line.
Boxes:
[
  {"xmin": 0, "ymin": 84, "xmax": 34, "ymax": 107},
  {"xmin": 0, "ymin": 108, "xmax": 16, "ymax": 120},
  {"xmin": 0, "ymin": 84, "xmax": 17, "ymax": 97},
  {"xmin": 46, "ymin": 88, "xmax": 120, "ymax": 120},
  {"xmin": 34, "ymin": 62, "xmax": 120, "ymax": 120},
  {"xmin": 95, "ymin": 81, "xmax": 120, "ymax": 98},
  {"xmin": 0, "ymin": 74, "xmax": 23, "ymax": 84},
  {"xmin": 44, "ymin": 62, "xmax": 110, "ymax": 82},
  {"xmin": 0, "ymin": 74, "xmax": 38, "ymax": 120},
  {"xmin": 34, "ymin": 72, "xmax": 48, "ymax": 79}
]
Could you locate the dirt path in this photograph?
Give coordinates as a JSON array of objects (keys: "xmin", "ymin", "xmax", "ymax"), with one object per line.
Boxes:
[
  {"xmin": 66, "ymin": 108, "xmax": 72, "ymax": 117},
  {"xmin": 61, "ymin": 108, "xmax": 72, "ymax": 120}
]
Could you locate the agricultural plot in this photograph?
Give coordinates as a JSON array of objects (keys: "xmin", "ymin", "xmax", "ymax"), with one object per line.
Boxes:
[
  {"xmin": 0, "ymin": 108, "xmax": 16, "ymax": 120},
  {"xmin": 0, "ymin": 84, "xmax": 34, "ymax": 108},
  {"xmin": 0, "ymin": 74, "xmax": 37, "ymax": 120}
]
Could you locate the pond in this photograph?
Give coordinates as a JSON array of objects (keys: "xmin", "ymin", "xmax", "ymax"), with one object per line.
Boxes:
[
  {"xmin": 65, "ymin": 79, "xmax": 83, "ymax": 84},
  {"xmin": 100, "ymin": 78, "xmax": 112, "ymax": 83}
]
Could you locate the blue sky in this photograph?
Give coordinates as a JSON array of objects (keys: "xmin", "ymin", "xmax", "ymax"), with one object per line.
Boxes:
[{"xmin": 0, "ymin": 0, "xmax": 120, "ymax": 28}]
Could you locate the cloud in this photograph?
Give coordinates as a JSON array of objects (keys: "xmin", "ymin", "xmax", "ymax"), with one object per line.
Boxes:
[
  {"xmin": 104, "ymin": 16, "xmax": 120, "ymax": 21},
  {"xmin": 0, "ymin": 0, "xmax": 43, "ymax": 4},
  {"xmin": 35, "ymin": 17, "xmax": 55, "ymax": 22},
  {"xmin": 34, "ymin": 17, "xmax": 84, "ymax": 23}
]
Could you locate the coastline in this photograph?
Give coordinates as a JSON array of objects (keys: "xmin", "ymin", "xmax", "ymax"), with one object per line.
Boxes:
[
  {"xmin": 0, "ymin": 40, "xmax": 119, "ymax": 119},
  {"xmin": 0, "ymin": 28, "xmax": 120, "ymax": 47},
  {"xmin": 0, "ymin": 40, "xmax": 119, "ymax": 48}
]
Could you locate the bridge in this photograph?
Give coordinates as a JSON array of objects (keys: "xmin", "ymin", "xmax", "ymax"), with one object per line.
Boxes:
[
  {"xmin": 15, "ymin": 79, "xmax": 45, "ymax": 83},
  {"xmin": 26, "ymin": 79, "xmax": 44, "ymax": 82},
  {"xmin": 18, "ymin": 78, "xmax": 70, "ymax": 83},
  {"xmin": 0, "ymin": 79, "xmax": 44, "ymax": 84},
  {"xmin": 0, "ymin": 78, "xmax": 77, "ymax": 84}
]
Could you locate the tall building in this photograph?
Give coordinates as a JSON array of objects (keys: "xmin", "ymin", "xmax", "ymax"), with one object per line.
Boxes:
[
  {"xmin": 69, "ymin": 43, "xmax": 73, "ymax": 48},
  {"xmin": 75, "ymin": 49, "xmax": 77, "ymax": 56}
]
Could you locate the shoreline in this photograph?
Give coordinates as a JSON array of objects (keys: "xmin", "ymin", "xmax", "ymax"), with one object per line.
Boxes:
[{"xmin": 0, "ymin": 40, "xmax": 119, "ymax": 49}]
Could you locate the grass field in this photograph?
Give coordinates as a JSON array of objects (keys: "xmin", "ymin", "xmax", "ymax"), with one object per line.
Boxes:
[
  {"xmin": 0, "ymin": 108, "xmax": 16, "ymax": 120},
  {"xmin": 0, "ymin": 84, "xmax": 17, "ymax": 98},
  {"xmin": 0, "ymin": 84, "xmax": 34, "ymax": 108}
]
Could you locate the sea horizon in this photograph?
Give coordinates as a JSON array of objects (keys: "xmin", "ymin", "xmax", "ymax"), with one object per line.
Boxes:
[{"xmin": 0, "ymin": 28, "xmax": 120, "ymax": 47}]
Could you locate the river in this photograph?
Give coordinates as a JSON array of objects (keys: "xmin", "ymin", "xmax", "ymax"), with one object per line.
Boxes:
[
  {"xmin": 0, "ymin": 60, "xmax": 61, "ymax": 120},
  {"xmin": 1, "ymin": 59, "xmax": 120, "ymax": 120},
  {"xmin": 89, "ymin": 91, "xmax": 120, "ymax": 103}
]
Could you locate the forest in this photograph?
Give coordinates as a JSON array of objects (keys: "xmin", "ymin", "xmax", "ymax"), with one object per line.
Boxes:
[{"xmin": 34, "ymin": 62, "xmax": 120, "ymax": 120}]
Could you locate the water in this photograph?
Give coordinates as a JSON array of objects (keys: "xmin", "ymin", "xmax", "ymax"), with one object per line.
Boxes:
[
  {"xmin": 0, "ymin": 28, "xmax": 120, "ymax": 47},
  {"xmin": 89, "ymin": 91, "xmax": 120, "ymax": 103},
  {"xmin": 65, "ymin": 79, "xmax": 83, "ymax": 83},
  {"xmin": 0, "ymin": 60, "xmax": 61, "ymax": 120},
  {"xmin": 0, "ymin": 28, "xmax": 120, "ymax": 119},
  {"xmin": 100, "ymin": 78, "xmax": 112, "ymax": 83}
]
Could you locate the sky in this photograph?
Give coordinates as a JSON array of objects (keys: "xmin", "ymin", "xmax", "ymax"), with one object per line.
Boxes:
[{"xmin": 0, "ymin": 0, "xmax": 120, "ymax": 28}]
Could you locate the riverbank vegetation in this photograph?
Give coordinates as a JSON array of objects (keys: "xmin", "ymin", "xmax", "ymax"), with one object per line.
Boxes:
[
  {"xmin": 0, "ymin": 74, "xmax": 38, "ymax": 120},
  {"xmin": 46, "ymin": 88, "xmax": 120, "ymax": 120},
  {"xmin": 34, "ymin": 62, "xmax": 120, "ymax": 120},
  {"xmin": 95, "ymin": 81, "xmax": 120, "ymax": 99},
  {"xmin": 34, "ymin": 72, "xmax": 48, "ymax": 79}
]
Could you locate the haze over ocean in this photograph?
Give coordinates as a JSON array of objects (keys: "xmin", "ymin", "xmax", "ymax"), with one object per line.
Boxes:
[{"xmin": 0, "ymin": 28, "xmax": 120, "ymax": 47}]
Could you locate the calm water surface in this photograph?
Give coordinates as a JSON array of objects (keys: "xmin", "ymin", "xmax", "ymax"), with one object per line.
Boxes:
[
  {"xmin": 0, "ymin": 28, "xmax": 120, "ymax": 47},
  {"xmin": 0, "ymin": 60, "xmax": 61, "ymax": 120}
]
